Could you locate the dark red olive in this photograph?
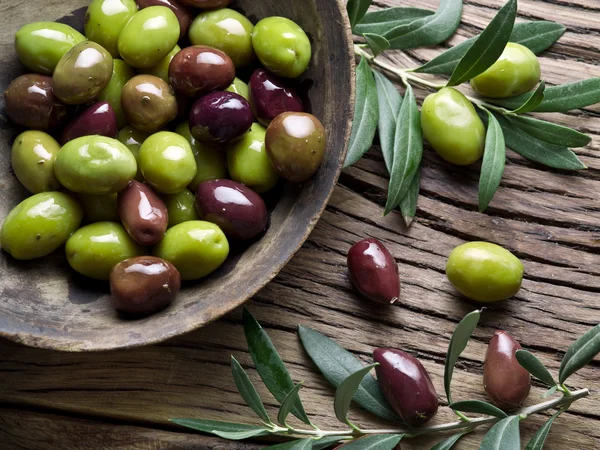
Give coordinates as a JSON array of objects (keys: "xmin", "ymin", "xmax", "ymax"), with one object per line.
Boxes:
[
  {"xmin": 136, "ymin": 0, "xmax": 193, "ymax": 39},
  {"xmin": 347, "ymin": 238, "xmax": 400, "ymax": 304},
  {"xmin": 249, "ymin": 68, "xmax": 303, "ymax": 126},
  {"xmin": 373, "ymin": 348, "xmax": 439, "ymax": 426},
  {"xmin": 178, "ymin": 0, "xmax": 230, "ymax": 8},
  {"xmin": 118, "ymin": 181, "xmax": 169, "ymax": 246},
  {"xmin": 60, "ymin": 102, "xmax": 118, "ymax": 144},
  {"xmin": 189, "ymin": 91, "xmax": 253, "ymax": 144},
  {"xmin": 110, "ymin": 256, "xmax": 181, "ymax": 316},
  {"xmin": 484, "ymin": 330, "xmax": 531, "ymax": 411},
  {"xmin": 196, "ymin": 179, "xmax": 268, "ymax": 241},
  {"xmin": 169, "ymin": 46, "xmax": 235, "ymax": 97},
  {"xmin": 4, "ymin": 74, "xmax": 70, "ymax": 131}
]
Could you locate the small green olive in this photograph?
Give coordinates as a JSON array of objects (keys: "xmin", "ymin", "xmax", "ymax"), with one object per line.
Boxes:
[
  {"xmin": 98, "ymin": 59, "xmax": 136, "ymax": 129},
  {"xmin": 225, "ymin": 77, "xmax": 250, "ymax": 101},
  {"xmin": 161, "ymin": 189, "xmax": 200, "ymax": 227},
  {"xmin": 84, "ymin": 0, "xmax": 138, "ymax": 57},
  {"xmin": 117, "ymin": 126, "xmax": 150, "ymax": 181},
  {"xmin": 138, "ymin": 45, "xmax": 181, "ymax": 83},
  {"xmin": 77, "ymin": 193, "xmax": 119, "ymax": 223},
  {"xmin": 11, "ymin": 131, "xmax": 61, "ymax": 194}
]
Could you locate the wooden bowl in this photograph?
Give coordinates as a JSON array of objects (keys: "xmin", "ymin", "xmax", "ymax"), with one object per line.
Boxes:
[{"xmin": 0, "ymin": 0, "xmax": 354, "ymax": 351}]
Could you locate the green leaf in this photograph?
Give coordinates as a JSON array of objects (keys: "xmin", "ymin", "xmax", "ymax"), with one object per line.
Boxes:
[
  {"xmin": 384, "ymin": 84, "xmax": 423, "ymax": 215},
  {"xmin": 444, "ymin": 310, "xmax": 481, "ymax": 404},
  {"xmin": 450, "ymin": 400, "xmax": 508, "ymax": 418},
  {"xmin": 347, "ymin": 0, "xmax": 373, "ymax": 29},
  {"xmin": 373, "ymin": 71, "xmax": 403, "ymax": 174},
  {"xmin": 447, "ymin": 0, "xmax": 517, "ymax": 86},
  {"xmin": 243, "ymin": 308, "xmax": 311, "ymax": 425},
  {"xmin": 515, "ymin": 350, "xmax": 556, "ymax": 386},
  {"xmin": 511, "ymin": 81, "xmax": 546, "ymax": 114},
  {"xmin": 334, "ymin": 363, "xmax": 379, "ymax": 426},
  {"xmin": 559, "ymin": 323, "xmax": 600, "ymax": 384},
  {"xmin": 479, "ymin": 416, "xmax": 521, "ymax": 450},
  {"xmin": 508, "ymin": 115, "xmax": 591, "ymax": 148},
  {"xmin": 231, "ymin": 356, "xmax": 272, "ymax": 424},
  {"xmin": 541, "ymin": 386, "xmax": 558, "ymax": 398},
  {"xmin": 340, "ymin": 434, "xmax": 404, "ymax": 450},
  {"xmin": 278, "ymin": 382, "xmax": 304, "ymax": 426},
  {"xmin": 479, "ymin": 111, "xmax": 506, "ymax": 212},
  {"xmin": 430, "ymin": 432, "xmax": 469, "ymax": 450},
  {"xmin": 524, "ymin": 412, "xmax": 562, "ymax": 450},
  {"xmin": 298, "ymin": 326, "xmax": 398, "ymax": 422},
  {"xmin": 354, "ymin": 7, "xmax": 435, "ymax": 36},
  {"xmin": 364, "ymin": 33, "xmax": 390, "ymax": 57},
  {"xmin": 313, "ymin": 436, "xmax": 350, "ymax": 450},
  {"xmin": 266, "ymin": 438, "xmax": 314, "ymax": 450},
  {"xmin": 345, "ymin": 57, "xmax": 379, "ymax": 168},
  {"xmin": 399, "ymin": 167, "xmax": 420, "ymax": 227},
  {"xmin": 170, "ymin": 419, "xmax": 270, "ymax": 440}
]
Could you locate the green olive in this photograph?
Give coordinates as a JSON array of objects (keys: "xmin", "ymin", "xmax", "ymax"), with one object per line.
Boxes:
[
  {"xmin": 84, "ymin": 0, "xmax": 138, "ymax": 57},
  {"xmin": 161, "ymin": 189, "xmax": 200, "ymax": 227},
  {"xmin": 138, "ymin": 45, "xmax": 181, "ymax": 83},
  {"xmin": 153, "ymin": 221, "xmax": 229, "ymax": 280},
  {"xmin": 98, "ymin": 59, "xmax": 136, "ymax": 129},
  {"xmin": 117, "ymin": 126, "xmax": 149, "ymax": 181},
  {"xmin": 471, "ymin": 43, "xmax": 541, "ymax": 99},
  {"xmin": 65, "ymin": 222, "xmax": 145, "ymax": 280},
  {"xmin": 421, "ymin": 87, "xmax": 485, "ymax": 166},
  {"xmin": 446, "ymin": 242, "xmax": 524, "ymax": 303},
  {"xmin": 1, "ymin": 192, "xmax": 83, "ymax": 260},
  {"xmin": 77, "ymin": 193, "xmax": 119, "ymax": 223},
  {"xmin": 11, "ymin": 131, "xmax": 61, "ymax": 194},
  {"xmin": 225, "ymin": 77, "xmax": 250, "ymax": 101}
]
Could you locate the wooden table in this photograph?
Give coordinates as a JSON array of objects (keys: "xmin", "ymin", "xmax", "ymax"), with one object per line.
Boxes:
[{"xmin": 1, "ymin": 0, "xmax": 599, "ymax": 448}]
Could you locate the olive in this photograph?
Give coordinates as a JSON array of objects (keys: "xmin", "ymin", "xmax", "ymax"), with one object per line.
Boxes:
[
  {"xmin": 446, "ymin": 242, "xmax": 524, "ymax": 303},
  {"xmin": 347, "ymin": 238, "xmax": 400, "ymax": 304},
  {"xmin": 161, "ymin": 189, "xmax": 200, "ymax": 227},
  {"xmin": 61, "ymin": 102, "xmax": 118, "ymax": 144},
  {"xmin": 77, "ymin": 193, "xmax": 120, "ymax": 223},
  {"xmin": 117, "ymin": 126, "xmax": 150, "ymax": 181},
  {"xmin": 178, "ymin": 0, "xmax": 231, "ymax": 8},
  {"xmin": 265, "ymin": 112, "xmax": 326, "ymax": 183},
  {"xmin": 196, "ymin": 179, "xmax": 268, "ymax": 241},
  {"xmin": 249, "ymin": 68, "xmax": 303, "ymax": 126},
  {"xmin": 226, "ymin": 77, "xmax": 250, "ymax": 101},
  {"xmin": 135, "ymin": 0, "xmax": 193, "ymax": 39},
  {"xmin": 189, "ymin": 91, "xmax": 253, "ymax": 145},
  {"xmin": 118, "ymin": 181, "xmax": 168, "ymax": 246},
  {"xmin": 110, "ymin": 256, "xmax": 181, "ymax": 316},
  {"xmin": 484, "ymin": 330, "xmax": 531, "ymax": 410},
  {"xmin": 98, "ymin": 59, "xmax": 136, "ymax": 129},
  {"xmin": 84, "ymin": 0, "xmax": 138, "ymax": 57},
  {"xmin": 4, "ymin": 74, "xmax": 70, "ymax": 131},
  {"xmin": 138, "ymin": 45, "xmax": 181, "ymax": 84},
  {"xmin": 169, "ymin": 46, "xmax": 235, "ymax": 97},
  {"xmin": 373, "ymin": 348, "xmax": 439, "ymax": 426},
  {"xmin": 11, "ymin": 131, "xmax": 61, "ymax": 194},
  {"xmin": 121, "ymin": 75, "xmax": 178, "ymax": 133}
]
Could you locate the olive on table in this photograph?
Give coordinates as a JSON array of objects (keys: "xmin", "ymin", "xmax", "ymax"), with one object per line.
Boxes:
[
  {"xmin": 153, "ymin": 221, "xmax": 229, "ymax": 281},
  {"xmin": 138, "ymin": 45, "xmax": 181, "ymax": 84},
  {"xmin": 98, "ymin": 59, "xmax": 136, "ymax": 129},
  {"xmin": 446, "ymin": 241, "xmax": 524, "ymax": 303},
  {"xmin": 226, "ymin": 77, "xmax": 250, "ymax": 101},
  {"xmin": 347, "ymin": 238, "xmax": 400, "ymax": 305},
  {"xmin": 14, "ymin": 22, "xmax": 86, "ymax": 74},
  {"xmin": 162, "ymin": 189, "xmax": 200, "ymax": 227},
  {"xmin": 4, "ymin": 74, "xmax": 70, "ymax": 131},
  {"xmin": 61, "ymin": 102, "xmax": 118, "ymax": 144},
  {"xmin": 136, "ymin": 0, "xmax": 193, "ymax": 39},
  {"xmin": 110, "ymin": 256, "xmax": 181, "ymax": 316},
  {"xmin": 118, "ymin": 181, "xmax": 169, "ymax": 246},
  {"xmin": 117, "ymin": 126, "xmax": 150, "ymax": 181},
  {"xmin": 65, "ymin": 222, "xmax": 145, "ymax": 280},
  {"xmin": 373, "ymin": 348, "xmax": 439, "ymax": 426},
  {"xmin": 484, "ymin": 330, "xmax": 531, "ymax": 410},
  {"xmin": 53, "ymin": 41, "xmax": 114, "ymax": 105},
  {"xmin": 421, "ymin": 87, "xmax": 485, "ymax": 166},
  {"xmin": 265, "ymin": 112, "xmax": 326, "ymax": 183},
  {"xmin": 1, "ymin": 192, "xmax": 83, "ymax": 260},
  {"xmin": 196, "ymin": 179, "xmax": 268, "ymax": 241},
  {"xmin": 55, "ymin": 136, "xmax": 138, "ymax": 194},
  {"xmin": 249, "ymin": 68, "xmax": 304, "ymax": 126},
  {"xmin": 84, "ymin": 0, "xmax": 138, "ymax": 57},
  {"xmin": 11, "ymin": 130, "xmax": 61, "ymax": 194},
  {"xmin": 252, "ymin": 17, "xmax": 312, "ymax": 79},
  {"xmin": 77, "ymin": 193, "xmax": 120, "ymax": 223},
  {"xmin": 178, "ymin": 0, "xmax": 230, "ymax": 8}
]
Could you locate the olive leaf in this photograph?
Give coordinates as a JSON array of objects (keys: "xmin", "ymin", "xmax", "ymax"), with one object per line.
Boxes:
[
  {"xmin": 231, "ymin": 356, "xmax": 272, "ymax": 424},
  {"xmin": 429, "ymin": 432, "xmax": 469, "ymax": 450},
  {"xmin": 558, "ymin": 323, "xmax": 600, "ymax": 384},
  {"xmin": 354, "ymin": 7, "xmax": 434, "ymax": 36},
  {"xmin": 339, "ymin": 434, "xmax": 404, "ymax": 450},
  {"xmin": 524, "ymin": 412, "xmax": 563, "ymax": 450},
  {"xmin": 507, "ymin": 115, "xmax": 592, "ymax": 148},
  {"xmin": 449, "ymin": 400, "xmax": 508, "ymax": 418},
  {"xmin": 364, "ymin": 33, "xmax": 390, "ymax": 57},
  {"xmin": 515, "ymin": 350, "xmax": 557, "ymax": 386},
  {"xmin": 347, "ymin": 0, "xmax": 373, "ymax": 29},
  {"xmin": 541, "ymin": 386, "xmax": 558, "ymax": 398},
  {"xmin": 479, "ymin": 110, "xmax": 506, "ymax": 213},
  {"xmin": 373, "ymin": 71, "xmax": 403, "ymax": 174},
  {"xmin": 313, "ymin": 436, "xmax": 350, "ymax": 450},
  {"xmin": 510, "ymin": 81, "xmax": 546, "ymax": 114},
  {"xmin": 266, "ymin": 438, "xmax": 314, "ymax": 450},
  {"xmin": 334, "ymin": 363, "xmax": 379, "ymax": 427},
  {"xmin": 479, "ymin": 415, "xmax": 521, "ymax": 450},
  {"xmin": 400, "ymin": 167, "xmax": 421, "ymax": 227},
  {"xmin": 170, "ymin": 419, "xmax": 271, "ymax": 440},
  {"xmin": 278, "ymin": 382, "xmax": 305, "ymax": 426}
]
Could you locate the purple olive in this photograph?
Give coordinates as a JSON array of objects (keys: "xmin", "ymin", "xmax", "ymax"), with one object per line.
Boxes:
[
  {"xmin": 484, "ymin": 330, "xmax": 531, "ymax": 411},
  {"xmin": 373, "ymin": 348, "xmax": 439, "ymax": 426},
  {"xmin": 189, "ymin": 91, "xmax": 253, "ymax": 144},
  {"xmin": 196, "ymin": 179, "xmax": 268, "ymax": 241},
  {"xmin": 136, "ymin": 0, "xmax": 193, "ymax": 39},
  {"xmin": 249, "ymin": 68, "xmax": 304, "ymax": 126},
  {"xmin": 60, "ymin": 102, "xmax": 118, "ymax": 144},
  {"xmin": 118, "ymin": 181, "xmax": 169, "ymax": 246}
]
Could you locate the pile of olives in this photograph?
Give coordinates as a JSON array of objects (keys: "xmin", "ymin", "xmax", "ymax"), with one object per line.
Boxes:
[{"xmin": 2, "ymin": 0, "xmax": 327, "ymax": 317}]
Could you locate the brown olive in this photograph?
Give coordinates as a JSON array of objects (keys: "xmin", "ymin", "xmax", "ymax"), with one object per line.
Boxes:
[
  {"xmin": 178, "ymin": 0, "xmax": 231, "ymax": 8},
  {"xmin": 135, "ymin": 0, "xmax": 193, "ymax": 39},
  {"xmin": 60, "ymin": 102, "xmax": 118, "ymax": 144},
  {"xmin": 118, "ymin": 181, "xmax": 169, "ymax": 246}
]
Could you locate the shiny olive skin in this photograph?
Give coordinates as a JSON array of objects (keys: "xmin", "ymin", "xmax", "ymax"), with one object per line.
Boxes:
[
  {"xmin": 111, "ymin": 256, "xmax": 181, "ymax": 316},
  {"xmin": 189, "ymin": 8, "xmax": 255, "ymax": 68},
  {"xmin": 421, "ymin": 88, "xmax": 485, "ymax": 166},
  {"xmin": 121, "ymin": 75, "xmax": 178, "ymax": 133},
  {"xmin": 169, "ymin": 46, "xmax": 235, "ymax": 97},
  {"xmin": 153, "ymin": 221, "xmax": 229, "ymax": 280},
  {"xmin": 14, "ymin": 22, "xmax": 86, "ymax": 75},
  {"xmin": 138, "ymin": 45, "xmax": 180, "ymax": 84},
  {"xmin": 98, "ymin": 59, "xmax": 136, "ymax": 129},
  {"xmin": 4, "ymin": 74, "xmax": 70, "ymax": 131},
  {"xmin": 77, "ymin": 193, "xmax": 120, "ymax": 223},
  {"xmin": 178, "ymin": 0, "xmax": 230, "ymax": 8},
  {"xmin": 65, "ymin": 222, "xmax": 145, "ymax": 280},
  {"xmin": 226, "ymin": 77, "xmax": 250, "ymax": 101},
  {"xmin": 471, "ymin": 43, "xmax": 541, "ymax": 99},
  {"xmin": 347, "ymin": 238, "xmax": 400, "ymax": 304},
  {"xmin": 249, "ymin": 69, "xmax": 304, "ymax": 126},
  {"xmin": 162, "ymin": 189, "xmax": 200, "ymax": 227},
  {"xmin": 1, "ymin": 192, "xmax": 83, "ymax": 260},
  {"xmin": 55, "ymin": 136, "xmax": 137, "ymax": 194},
  {"xmin": 117, "ymin": 126, "xmax": 150, "ymax": 181},
  {"xmin": 484, "ymin": 330, "xmax": 531, "ymax": 410},
  {"xmin": 53, "ymin": 41, "xmax": 114, "ymax": 105},
  {"xmin": 118, "ymin": 181, "xmax": 168, "ymax": 246},
  {"xmin": 139, "ymin": 131, "xmax": 197, "ymax": 194},
  {"xmin": 446, "ymin": 242, "xmax": 524, "ymax": 303},
  {"xmin": 196, "ymin": 180, "xmax": 268, "ymax": 241},
  {"xmin": 84, "ymin": 0, "xmax": 138, "ymax": 57},
  {"xmin": 227, "ymin": 123, "xmax": 279, "ymax": 193},
  {"xmin": 117, "ymin": 6, "xmax": 180, "ymax": 69},
  {"xmin": 265, "ymin": 112, "xmax": 326, "ymax": 183},
  {"xmin": 136, "ymin": 0, "xmax": 193, "ymax": 39},
  {"xmin": 190, "ymin": 92, "xmax": 253, "ymax": 144},
  {"xmin": 11, "ymin": 131, "xmax": 61, "ymax": 194},
  {"xmin": 61, "ymin": 102, "xmax": 118, "ymax": 144},
  {"xmin": 252, "ymin": 17, "xmax": 312, "ymax": 79},
  {"xmin": 373, "ymin": 348, "xmax": 439, "ymax": 426}
]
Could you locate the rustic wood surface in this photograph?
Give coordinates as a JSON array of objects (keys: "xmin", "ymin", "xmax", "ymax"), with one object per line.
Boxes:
[{"xmin": 1, "ymin": 0, "xmax": 600, "ymax": 449}]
